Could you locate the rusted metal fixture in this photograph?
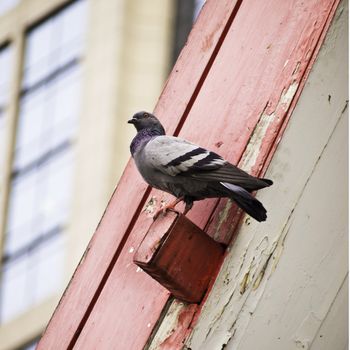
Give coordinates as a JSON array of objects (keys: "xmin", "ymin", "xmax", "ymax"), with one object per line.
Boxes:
[{"xmin": 134, "ymin": 212, "xmax": 225, "ymax": 303}]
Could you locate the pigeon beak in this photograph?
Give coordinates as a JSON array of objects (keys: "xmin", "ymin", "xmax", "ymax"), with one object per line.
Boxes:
[{"xmin": 127, "ymin": 118, "xmax": 136, "ymax": 124}]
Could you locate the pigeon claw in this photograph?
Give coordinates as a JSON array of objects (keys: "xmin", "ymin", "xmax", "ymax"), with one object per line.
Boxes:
[
  {"xmin": 152, "ymin": 197, "xmax": 184, "ymax": 221},
  {"xmin": 153, "ymin": 207, "xmax": 181, "ymax": 221}
]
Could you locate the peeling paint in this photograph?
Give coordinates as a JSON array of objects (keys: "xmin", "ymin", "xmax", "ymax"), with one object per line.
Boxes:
[
  {"xmin": 240, "ymin": 112, "xmax": 275, "ymax": 172},
  {"xmin": 213, "ymin": 200, "xmax": 233, "ymax": 240},
  {"xmin": 294, "ymin": 339, "xmax": 309, "ymax": 349},
  {"xmin": 146, "ymin": 301, "xmax": 197, "ymax": 350},
  {"xmin": 252, "ymin": 252, "xmax": 273, "ymax": 291},
  {"xmin": 236, "ymin": 249, "xmax": 248, "ymax": 279},
  {"xmin": 240, "ymin": 81, "xmax": 299, "ymax": 173},
  {"xmin": 239, "ymin": 272, "xmax": 250, "ymax": 295},
  {"xmin": 188, "ymin": 99, "xmax": 347, "ymax": 350},
  {"xmin": 143, "ymin": 196, "xmax": 158, "ymax": 215},
  {"xmin": 240, "ymin": 85, "xmax": 293, "ymax": 171},
  {"xmin": 244, "ymin": 217, "xmax": 251, "ymax": 226},
  {"xmin": 252, "ymin": 269, "xmax": 264, "ymax": 291},
  {"xmin": 292, "ymin": 61, "xmax": 301, "ymax": 75},
  {"xmin": 270, "ymin": 215, "xmax": 293, "ymax": 272},
  {"xmin": 239, "ymin": 237, "xmax": 271, "ymax": 293},
  {"xmin": 279, "ymin": 82, "xmax": 299, "ymax": 111}
]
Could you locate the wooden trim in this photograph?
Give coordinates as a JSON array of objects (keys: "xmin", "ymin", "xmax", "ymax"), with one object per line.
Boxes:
[{"xmin": 0, "ymin": 0, "xmax": 72, "ymax": 42}]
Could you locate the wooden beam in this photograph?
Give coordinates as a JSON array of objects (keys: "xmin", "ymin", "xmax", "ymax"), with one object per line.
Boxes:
[{"xmin": 38, "ymin": 1, "xmax": 242, "ymax": 349}]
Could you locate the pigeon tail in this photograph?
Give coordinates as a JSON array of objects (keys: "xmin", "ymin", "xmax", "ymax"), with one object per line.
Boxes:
[
  {"xmin": 259, "ymin": 178, "xmax": 273, "ymax": 187},
  {"xmin": 220, "ymin": 182, "xmax": 267, "ymax": 222},
  {"xmin": 245, "ymin": 177, "xmax": 273, "ymax": 191}
]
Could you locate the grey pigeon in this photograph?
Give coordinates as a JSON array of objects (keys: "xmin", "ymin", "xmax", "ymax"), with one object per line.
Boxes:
[{"xmin": 128, "ymin": 111, "xmax": 273, "ymax": 222}]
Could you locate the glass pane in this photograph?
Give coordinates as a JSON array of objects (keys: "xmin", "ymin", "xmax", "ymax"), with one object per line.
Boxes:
[
  {"xmin": 14, "ymin": 65, "xmax": 81, "ymax": 172},
  {"xmin": 45, "ymin": 66, "xmax": 81, "ymax": 150},
  {"xmin": 0, "ymin": 254, "xmax": 30, "ymax": 322},
  {"xmin": 23, "ymin": 19, "xmax": 54, "ymax": 88},
  {"xmin": 13, "ymin": 89, "xmax": 46, "ymax": 170},
  {"xmin": 38, "ymin": 150, "xmax": 75, "ymax": 234},
  {"xmin": 59, "ymin": 0, "xmax": 88, "ymax": 66},
  {"xmin": 22, "ymin": 0, "xmax": 88, "ymax": 89},
  {"xmin": 21, "ymin": 341, "xmax": 38, "ymax": 350},
  {"xmin": 33, "ymin": 233, "xmax": 65, "ymax": 303},
  {"xmin": 0, "ymin": 0, "xmax": 20, "ymax": 17},
  {"xmin": 193, "ymin": 0, "xmax": 206, "ymax": 20},
  {"xmin": 23, "ymin": 343, "xmax": 37, "ymax": 350},
  {"xmin": 5, "ymin": 171, "xmax": 38, "ymax": 255}
]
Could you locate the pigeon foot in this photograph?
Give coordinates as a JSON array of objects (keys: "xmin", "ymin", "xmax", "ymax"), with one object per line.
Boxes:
[{"xmin": 153, "ymin": 197, "xmax": 184, "ymax": 221}]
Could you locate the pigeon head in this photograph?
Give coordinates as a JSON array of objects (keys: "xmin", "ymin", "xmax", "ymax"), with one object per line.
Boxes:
[{"xmin": 128, "ymin": 111, "xmax": 165, "ymax": 134}]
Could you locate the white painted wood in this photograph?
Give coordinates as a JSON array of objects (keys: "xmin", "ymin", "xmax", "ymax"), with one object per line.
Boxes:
[
  {"xmin": 228, "ymin": 95, "xmax": 348, "ymax": 350},
  {"xmin": 186, "ymin": 2, "xmax": 348, "ymax": 349},
  {"xmin": 309, "ymin": 275, "xmax": 348, "ymax": 350}
]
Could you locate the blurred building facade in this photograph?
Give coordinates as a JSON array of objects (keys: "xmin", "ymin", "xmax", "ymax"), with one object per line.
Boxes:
[{"xmin": 0, "ymin": 0, "xmax": 204, "ymax": 348}]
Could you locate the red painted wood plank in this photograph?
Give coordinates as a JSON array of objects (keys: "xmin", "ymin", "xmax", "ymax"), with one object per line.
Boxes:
[
  {"xmin": 260, "ymin": 0, "xmax": 341, "ymax": 176},
  {"xmin": 206, "ymin": 0, "xmax": 340, "ymax": 243},
  {"xmin": 181, "ymin": 0, "xmax": 338, "ymax": 232},
  {"xmin": 38, "ymin": 1, "xmax": 241, "ymax": 349},
  {"xmin": 71, "ymin": 1, "xmax": 339, "ymax": 349},
  {"xmin": 155, "ymin": 0, "xmax": 243, "ymax": 133}
]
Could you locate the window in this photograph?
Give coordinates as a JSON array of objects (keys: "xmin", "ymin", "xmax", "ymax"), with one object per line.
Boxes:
[
  {"xmin": 18, "ymin": 337, "xmax": 39, "ymax": 350},
  {"xmin": 22, "ymin": 343, "xmax": 37, "ymax": 350},
  {"xmin": 0, "ymin": 0, "xmax": 21, "ymax": 17},
  {"xmin": 193, "ymin": 0, "xmax": 206, "ymax": 20},
  {"xmin": 0, "ymin": 0, "xmax": 87, "ymax": 323},
  {"xmin": 0, "ymin": 44, "xmax": 13, "ymax": 186},
  {"xmin": 171, "ymin": 0, "xmax": 206, "ymax": 66}
]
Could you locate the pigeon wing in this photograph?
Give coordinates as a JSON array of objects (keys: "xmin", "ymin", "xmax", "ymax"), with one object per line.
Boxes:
[
  {"xmin": 144, "ymin": 136, "xmax": 271, "ymax": 191},
  {"xmin": 143, "ymin": 136, "xmax": 225, "ymax": 176}
]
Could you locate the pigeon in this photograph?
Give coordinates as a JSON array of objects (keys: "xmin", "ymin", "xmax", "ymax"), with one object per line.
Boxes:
[{"xmin": 128, "ymin": 111, "xmax": 273, "ymax": 222}]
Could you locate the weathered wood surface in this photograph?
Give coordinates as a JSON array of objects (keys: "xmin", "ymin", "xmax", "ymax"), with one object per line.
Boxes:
[
  {"xmin": 147, "ymin": 0, "xmax": 342, "ymax": 348},
  {"xmin": 185, "ymin": 2, "xmax": 348, "ymax": 348},
  {"xmin": 38, "ymin": 1, "xmax": 242, "ymax": 349},
  {"xmin": 38, "ymin": 0, "xmax": 342, "ymax": 349}
]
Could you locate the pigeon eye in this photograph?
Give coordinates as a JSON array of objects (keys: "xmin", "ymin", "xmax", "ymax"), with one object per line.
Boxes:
[{"xmin": 143, "ymin": 113, "xmax": 149, "ymax": 118}]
